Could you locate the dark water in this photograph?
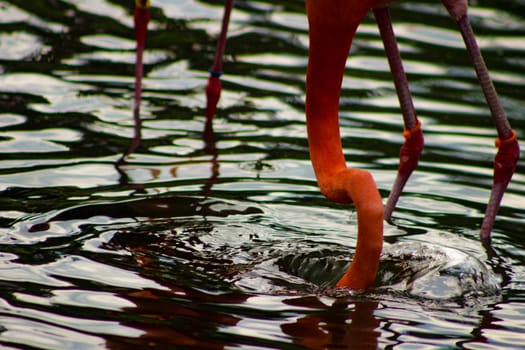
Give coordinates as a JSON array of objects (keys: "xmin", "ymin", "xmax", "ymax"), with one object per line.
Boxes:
[{"xmin": 0, "ymin": 0, "xmax": 524, "ymax": 348}]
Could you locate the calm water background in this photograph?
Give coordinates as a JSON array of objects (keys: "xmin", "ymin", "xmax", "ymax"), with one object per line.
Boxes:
[{"xmin": 0, "ymin": 0, "xmax": 524, "ymax": 348}]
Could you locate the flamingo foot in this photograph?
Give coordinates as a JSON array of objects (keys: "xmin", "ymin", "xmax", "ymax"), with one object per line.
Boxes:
[
  {"xmin": 384, "ymin": 120, "xmax": 424, "ymax": 221},
  {"xmin": 480, "ymin": 131, "xmax": 520, "ymax": 241}
]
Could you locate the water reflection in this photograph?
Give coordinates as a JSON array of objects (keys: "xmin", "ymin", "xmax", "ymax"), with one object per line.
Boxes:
[
  {"xmin": 107, "ymin": 287, "xmax": 247, "ymax": 349},
  {"xmin": 107, "ymin": 277, "xmax": 382, "ymax": 349},
  {"xmin": 282, "ymin": 297, "xmax": 380, "ymax": 349}
]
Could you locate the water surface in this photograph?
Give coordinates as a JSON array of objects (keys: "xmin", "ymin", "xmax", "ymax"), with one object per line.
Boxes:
[{"xmin": 0, "ymin": 0, "xmax": 524, "ymax": 348}]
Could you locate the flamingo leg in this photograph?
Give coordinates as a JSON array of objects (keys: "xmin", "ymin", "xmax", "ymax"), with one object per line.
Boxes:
[
  {"xmin": 373, "ymin": 7, "xmax": 424, "ymax": 221},
  {"xmin": 442, "ymin": 0, "xmax": 519, "ymax": 240},
  {"xmin": 134, "ymin": 0, "xmax": 150, "ymax": 115},
  {"xmin": 206, "ymin": 0, "xmax": 235, "ymax": 121},
  {"xmin": 126, "ymin": 0, "xmax": 151, "ymax": 158}
]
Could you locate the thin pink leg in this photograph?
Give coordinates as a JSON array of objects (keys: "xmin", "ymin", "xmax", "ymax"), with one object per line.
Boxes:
[
  {"xmin": 206, "ymin": 0, "xmax": 235, "ymax": 120},
  {"xmin": 443, "ymin": 0, "xmax": 519, "ymax": 240},
  {"xmin": 129, "ymin": 0, "xmax": 150, "ymax": 156},
  {"xmin": 373, "ymin": 7, "xmax": 424, "ymax": 221},
  {"xmin": 134, "ymin": 0, "xmax": 150, "ymax": 116}
]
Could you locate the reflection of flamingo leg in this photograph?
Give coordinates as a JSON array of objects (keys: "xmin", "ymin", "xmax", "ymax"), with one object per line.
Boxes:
[
  {"xmin": 373, "ymin": 7, "xmax": 424, "ymax": 221},
  {"xmin": 206, "ymin": 0, "xmax": 235, "ymax": 121},
  {"xmin": 442, "ymin": 0, "xmax": 519, "ymax": 240},
  {"xmin": 202, "ymin": 1, "xmax": 233, "ymax": 197}
]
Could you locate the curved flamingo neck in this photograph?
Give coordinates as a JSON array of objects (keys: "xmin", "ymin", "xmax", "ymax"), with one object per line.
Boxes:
[{"xmin": 306, "ymin": 0, "xmax": 384, "ymax": 289}]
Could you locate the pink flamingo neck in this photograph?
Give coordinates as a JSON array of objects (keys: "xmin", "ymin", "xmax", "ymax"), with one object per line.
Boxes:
[{"xmin": 306, "ymin": 0, "xmax": 384, "ymax": 289}]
